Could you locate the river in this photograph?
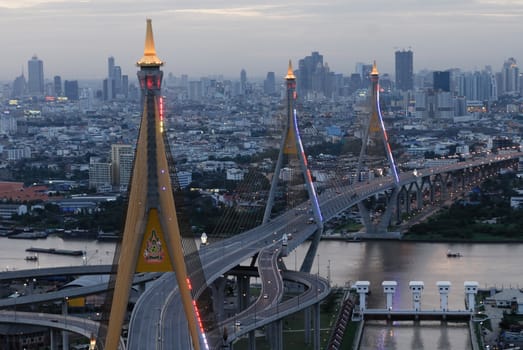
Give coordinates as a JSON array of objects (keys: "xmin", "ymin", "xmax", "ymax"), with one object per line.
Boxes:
[
  {"xmin": 2, "ymin": 236, "xmax": 521, "ymax": 349},
  {"xmin": 287, "ymin": 240, "xmax": 522, "ymax": 350}
]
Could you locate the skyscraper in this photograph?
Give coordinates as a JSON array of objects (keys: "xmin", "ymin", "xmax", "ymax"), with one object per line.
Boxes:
[
  {"xmin": 108, "ymin": 56, "xmax": 115, "ymax": 79},
  {"xmin": 28, "ymin": 55, "xmax": 44, "ymax": 96},
  {"xmin": 54, "ymin": 76, "xmax": 62, "ymax": 96},
  {"xmin": 433, "ymin": 71, "xmax": 450, "ymax": 92},
  {"xmin": 240, "ymin": 68, "xmax": 247, "ymax": 95},
  {"xmin": 110, "ymin": 144, "xmax": 133, "ymax": 188},
  {"xmin": 501, "ymin": 57, "xmax": 519, "ymax": 95},
  {"xmin": 64, "ymin": 80, "xmax": 79, "ymax": 100},
  {"xmin": 263, "ymin": 71, "xmax": 276, "ymax": 95},
  {"xmin": 395, "ymin": 49, "xmax": 414, "ymax": 91},
  {"xmin": 11, "ymin": 74, "xmax": 26, "ymax": 98},
  {"xmin": 297, "ymin": 51, "xmax": 323, "ymax": 96}
]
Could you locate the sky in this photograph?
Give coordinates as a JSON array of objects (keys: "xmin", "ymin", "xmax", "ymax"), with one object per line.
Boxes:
[{"xmin": 1, "ymin": 0, "xmax": 523, "ymax": 82}]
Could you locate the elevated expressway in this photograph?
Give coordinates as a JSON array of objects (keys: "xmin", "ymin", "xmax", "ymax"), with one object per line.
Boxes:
[
  {"xmin": 0, "ymin": 153, "xmax": 517, "ymax": 349},
  {"xmin": 0, "ymin": 266, "xmax": 158, "ymax": 349},
  {"xmin": 129, "ymin": 152, "xmax": 521, "ymax": 349}
]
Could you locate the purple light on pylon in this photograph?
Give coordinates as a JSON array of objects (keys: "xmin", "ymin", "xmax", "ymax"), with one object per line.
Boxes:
[
  {"xmin": 293, "ymin": 108, "xmax": 323, "ymax": 222},
  {"xmin": 376, "ymin": 87, "xmax": 400, "ymax": 184}
]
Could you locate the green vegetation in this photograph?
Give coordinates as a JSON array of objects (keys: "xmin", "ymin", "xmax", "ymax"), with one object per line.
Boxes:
[{"xmin": 404, "ymin": 173, "xmax": 523, "ymax": 241}]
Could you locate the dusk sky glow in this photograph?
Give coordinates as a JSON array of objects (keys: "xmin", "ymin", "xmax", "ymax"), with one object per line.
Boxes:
[{"xmin": 1, "ymin": 0, "xmax": 522, "ymax": 81}]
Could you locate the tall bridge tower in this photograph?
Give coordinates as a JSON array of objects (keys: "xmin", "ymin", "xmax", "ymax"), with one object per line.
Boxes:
[
  {"xmin": 263, "ymin": 61, "xmax": 323, "ymax": 272},
  {"xmin": 102, "ymin": 19, "xmax": 201, "ymax": 350},
  {"xmin": 357, "ymin": 62, "xmax": 400, "ymax": 234}
]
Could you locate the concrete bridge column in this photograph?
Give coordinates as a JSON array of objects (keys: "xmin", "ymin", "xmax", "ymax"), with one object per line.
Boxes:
[
  {"xmin": 248, "ymin": 330, "xmax": 256, "ymax": 350},
  {"xmin": 429, "ymin": 180, "xmax": 435, "ymax": 203},
  {"xmin": 49, "ymin": 329, "xmax": 57, "ymax": 350},
  {"xmin": 405, "ymin": 188, "xmax": 412, "ymax": 215},
  {"xmin": 441, "ymin": 173, "xmax": 451, "ymax": 200},
  {"xmin": 377, "ymin": 188, "xmax": 398, "ymax": 233},
  {"xmin": 237, "ymin": 274, "xmax": 250, "ymax": 311},
  {"xmin": 313, "ymin": 303, "xmax": 321, "ymax": 350},
  {"xmin": 266, "ymin": 319, "xmax": 283, "ymax": 350},
  {"xmin": 357, "ymin": 202, "xmax": 373, "ymax": 233},
  {"xmin": 61, "ymin": 300, "xmax": 69, "ymax": 350},
  {"xmin": 416, "ymin": 186, "xmax": 423, "ymax": 209},
  {"xmin": 210, "ymin": 276, "xmax": 227, "ymax": 321},
  {"xmin": 304, "ymin": 307, "xmax": 311, "ymax": 345}
]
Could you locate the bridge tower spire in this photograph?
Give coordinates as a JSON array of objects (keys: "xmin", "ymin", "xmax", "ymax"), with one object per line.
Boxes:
[
  {"xmin": 357, "ymin": 61, "xmax": 399, "ymax": 184},
  {"xmin": 356, "ymin": 61, "xmax": 400, "ymax": 234},
  {"xmin": 263, "ymin": 60, "xmax": 323, "ymax": 272},
  {"xmin": 102, "ymin": 19, "xmax": 201, "ymax": 350}
]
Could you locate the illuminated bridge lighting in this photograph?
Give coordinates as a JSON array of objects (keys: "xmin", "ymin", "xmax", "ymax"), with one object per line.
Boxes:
[
  {"xmin": 159, "ymin": 96, "xmax": 164, "ymax": 133},
  {"xmin": 293, "ymin": 108, "xmax": 323, "ymax": 222},
  {"xmin": 376, "ymin": 87, "xmax": 400, "ymax": 184}
]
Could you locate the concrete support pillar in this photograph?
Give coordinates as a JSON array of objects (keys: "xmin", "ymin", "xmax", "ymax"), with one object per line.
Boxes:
[
  {"xmin": 248, "ymin": 330, "xmax": 256, "ymax": 350},
  {"xmin": 405, "ymin": 189, "xmax": 411, "ymax": 214},
  {"xmin": 238, "ymin": 274, "xmax": 250, "ymax": 311},
  {"xmin": 50, "ymin": 329, "xmax": 57, "ymax": 350},
  {"xmin": 210, "ymin": 276, "xmax": 227, "ymax": 321},
  {"xmin": 409, "ymin": 281, "xmax": 424, "ymax": 311},
  {"xmin": 62, "ymin": 300, "xmax": 69, "ymax": 350},
  {"xmin": 355, "ymin": 281, "xmax": 370, "ymax": 311},
  {"xmin": 313, "ymin": 303, "xmax": 320, "ymax": 350},
  {"xmin": 304, "ymin": 308, "xmax": 311, "ymax": 344},
  {"xmin": 464, "ymin": 281, "xmax": 479, "ymax": 312},
  {"xmin": 378, "ymin": 188, "xmax": 398, "ymax": 232},
  {"xmin": 266, "ymin": 319, "xmax": 283, "ymax": 350},
  {"xmin": 357, "ymin": 202, "xmax": 374, "ymax": 233},
  {"xmin": 437, "ymin": 281, "xmax": 451, "ymax": 311},
  {"xmin": 416, "ymin": 186, "xmax": 423, "ymax": 209},
  {"xmin": 382, "ymin": 281, "xmax": 397, "ymax": 310}
]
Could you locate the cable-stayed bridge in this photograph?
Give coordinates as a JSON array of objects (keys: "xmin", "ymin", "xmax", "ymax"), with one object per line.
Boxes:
[
  {"xmin": 0, "ymin": 20, "xmax": 521, "ymax": 350},
  {"xmin": 128, "ymin": 150, "xmax": 518, "ymax": 350}
]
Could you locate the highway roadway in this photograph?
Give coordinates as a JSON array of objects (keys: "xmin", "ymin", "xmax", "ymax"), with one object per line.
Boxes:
[
  {"xmin": 127, "ymin": 151, "xmax": 521, "ymax": 349},
  {"xmin": 0, "ymin": 152, "xmax": 517, "ymax": 349}
]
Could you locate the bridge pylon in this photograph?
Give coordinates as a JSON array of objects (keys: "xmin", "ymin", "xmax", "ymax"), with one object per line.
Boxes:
[
  {"xmin": 100, "ymin": 19, "xmax": 202, "ymax": 350},
  {"xmin": 263, "ymin": 60, "xmax": 323, "ymax": 272},
  {"xmin": 356, "ymin": 62, "xmax": 400, "ymax": 235}
]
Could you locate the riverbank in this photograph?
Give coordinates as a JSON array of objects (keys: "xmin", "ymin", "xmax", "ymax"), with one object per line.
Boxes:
[{"xmin": 320, "ymin": 232, "xmax": 523, "ymax": 244}]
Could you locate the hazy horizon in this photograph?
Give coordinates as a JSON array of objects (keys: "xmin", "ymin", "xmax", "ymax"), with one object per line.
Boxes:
[{"xmin": 1, "ymin": 0, "xmax": 522, "ymax": 82}]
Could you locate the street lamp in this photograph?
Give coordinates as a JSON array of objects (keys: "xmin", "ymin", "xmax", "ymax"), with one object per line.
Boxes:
[
  {"xmin": 89, "ymin": 333, "xmax": 96, "ymax": 350},
  {"xmin": 200, "ymin": 232, "xmax": 208, "ymax": 246}
]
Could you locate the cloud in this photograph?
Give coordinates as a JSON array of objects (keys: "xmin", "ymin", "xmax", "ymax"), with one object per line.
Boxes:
[{"xmin": 0, "ymin": 0, "xmax": 85, "ymax": 10}]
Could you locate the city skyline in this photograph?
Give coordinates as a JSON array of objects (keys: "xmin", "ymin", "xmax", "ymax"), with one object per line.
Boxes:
[{"xmin": 1, "ymin": 0, "xmax": 522, "ymax": 81}]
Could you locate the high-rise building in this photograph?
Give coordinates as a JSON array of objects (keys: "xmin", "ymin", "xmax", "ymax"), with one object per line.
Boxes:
[
  {"xmin": 54, "ymin": 76, "xmax": 62, "ymax": 96},
  {"xmin": 64, "ymin": 80, "xmax": 79, "ymax": 100},
  {"xmin": 28, "ymin": 55, "xmax": 44, "ymax": 96},
  {"xmin": 240, "ymin": 69, "xmax": 247, "ymax": 95},
  {"xmin": 113, "ymin": 66, "xmax": 122, "ymax": 96},
  {"xmin": 501, "ymin": 57, "xmax": 519, "ymax": 95},
  {"xmin": 11, "ymin": 74, "xmax": 26, "ymax": 98},
  {"xmin": 88, "ymin": 157, "xmax": 111, "ymax": 190},
  {"xmin": 395, "ymin": 49, "xmax": 414, "ymax": 91},
  {"xmin": 456, "ymin": 70, "xmax": 498, "ymax": 102},
  {"xmin": 433, "ymin": 71, "xmax": 450, "ymax": 92},
  {"xmin": 110, "ymin": 144, "xmax": 134, "ymax": 188},
  {"xmin": 297, "ymin": 51, "xmax": 323, "ymax": 96},
  {"xmin": 108, "ymin": 56, "xmax": 115, "ymax": 79},
  {"xmin": 122, "ymin": 75, "xmax": 129, "ymax": 98},
  {"xmin": 264, "ymin": 71, "xmax": 276, "ymax": 95}
]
